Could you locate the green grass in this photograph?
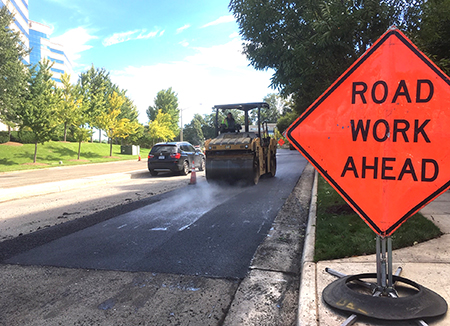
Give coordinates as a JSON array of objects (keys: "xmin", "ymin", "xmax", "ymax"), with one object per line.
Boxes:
[
  {"xmin": 0, "ymin": 141, "xmax": 148, "ymax": 172},
  {"xmin": 314, "ymin": 175, "xmax": 442, "ymax": 261}
]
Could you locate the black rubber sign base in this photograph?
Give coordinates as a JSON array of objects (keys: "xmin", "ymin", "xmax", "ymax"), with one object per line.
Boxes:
[{"xmin": 323, "ymin": 273, "xmax": 448, "ymax": 321}]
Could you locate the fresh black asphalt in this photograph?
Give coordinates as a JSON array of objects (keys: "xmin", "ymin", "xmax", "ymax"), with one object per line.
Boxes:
[{"xmin": 4, "ymin": 151, "xmax": 307, "ymax": 279}]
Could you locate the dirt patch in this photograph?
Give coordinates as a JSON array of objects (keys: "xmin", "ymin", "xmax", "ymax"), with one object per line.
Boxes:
[
  {"xmin": 103, "ymin": 156, "xmax": 122, "ymax": 159},
  {"xmin": 324, "ymin": 204, "xmax": 355, "ymax": 215},
  {"xmin": 22, "ymin": 162, "xmax": 49, "ymax": 166},
  {"xmin": 67, "ymin": 159, "xmax": 90, "ymax": 162},
  {"xmin": 0, "ymin": 142, "xmax": 23, "ymax": 146}
]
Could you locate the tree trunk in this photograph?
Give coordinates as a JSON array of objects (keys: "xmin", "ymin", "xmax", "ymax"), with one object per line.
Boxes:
[
  {"xmin": 7, "ymin": 126, "xmax": 11, "ymax": 141},
  {"xmin": 64, "ymin": 122, "xmax": 67, "ymax": 142},
  {"xmin": 78, "ymin": 141, "xmax": 82, "ymax": 160},
  {"xmin": 109, "ymin": 139, "xmax": 113, "ymax": 157},
  {"xmin": 33, "ymin": 142, "xmax": 38, "ymax": 163},
  {"xmin": 99, "ymin": 129, "xmax": 102, "ymax": 143}
]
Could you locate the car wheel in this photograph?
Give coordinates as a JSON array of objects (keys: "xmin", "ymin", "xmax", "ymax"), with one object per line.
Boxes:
[
  {"xmin": 199, "ymin": 158, "xmax": 205, "ymax": 171},
  {"xmin": 180, "ymin": 161, "xmax": 189, "ymax": 175},
  {"xmin": 149, "ymin": 169, "xmax": 158, "ymax": 176}
]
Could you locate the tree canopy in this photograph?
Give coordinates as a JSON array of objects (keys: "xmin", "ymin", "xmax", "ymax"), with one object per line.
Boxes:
[
  {"xmin": 19, "ymin": 60, "xmax": 59, "ymax": 162},
  {"xmin": 183, "ymin": 114, "xmax": 205, "ymax": 145},
  {"xmin": 0, "ymin": 6, "xmax": 28, "ymax": 135},
  {"xmin": 148, "ymin": 109, "xmax": 176, "ymax": 144},
  {"xmin": 146, "ymin": 87, "xmax": 180, "ymax": 137},
  {"xmin": 97, "ymin": 92, "xmax": 140, "ymax": 156},
  {"xmin": 229, "ymin": 0, "xmax": 449, "ymax": 115}
]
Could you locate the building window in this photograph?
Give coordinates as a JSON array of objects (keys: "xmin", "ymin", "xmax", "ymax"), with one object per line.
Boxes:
[{"xmin": 51, "ymin": 68, "xmax": 64, "ymax": 74}]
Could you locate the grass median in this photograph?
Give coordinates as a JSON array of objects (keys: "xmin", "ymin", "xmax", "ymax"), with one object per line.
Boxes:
[
  {"xmin": 314, "ymin": 175, "xmax": 442, "ymax": 261},
  {"xmin": 0, "ymin": 141, "xmax": 147, "ymax": 172}
]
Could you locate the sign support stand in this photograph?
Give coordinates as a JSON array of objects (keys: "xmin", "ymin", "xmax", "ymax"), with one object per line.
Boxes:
[
  {"xmin": 323, "ymin": 234, "xmax": 448, "ymax": 325},
  {"xmin": 375, "ymin": 235, "xmax": 396, "ymax": 296}
]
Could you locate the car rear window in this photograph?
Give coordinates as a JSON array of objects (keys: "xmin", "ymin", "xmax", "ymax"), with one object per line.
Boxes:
[{"xmin": 151, "ymin": 145, "xmax": 177, "ymax": 154}]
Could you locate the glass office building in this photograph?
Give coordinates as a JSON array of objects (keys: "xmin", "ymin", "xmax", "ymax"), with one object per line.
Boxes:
[
  {"xmin": 0, "ymin": 0, "xmax": 72, "ymax": 130},
  {"xmin": 1, "ymin": 0, "xmax": 73, "ymax": 85},
  {"xmin": 0, "ymin": 0, "xmax": 30, "ymax": 64},
  {"xmin": 28, "ymin": 20, "xmax": 73, "ymax": 85}
]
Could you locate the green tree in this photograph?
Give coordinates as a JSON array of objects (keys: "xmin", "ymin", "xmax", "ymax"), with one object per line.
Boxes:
[
  {"xmin": 72, "ymin": 109, "xmax": 93, "ymax": 160},
  {"xmin": 0, "ymin": 6, "xmax": 29, "ymax": 139},
  {"xmin": 148, "ymin": 109, "xmax": 176, "ymax": 145},
  {"xmin": 200, "ymin": 113, "xmax": 216, "ymax": 140},
  {"xmin": 115, "ymin": 89, "xmax": 142, "ymax": 145},
  {"xmin": 57, "ymin": 73, "xmax": 84, "ymax": 141},
  {"xmin": 147, "ymin": 88, "xmax": 180, "ymax": 137},
  {"xmin": 250, "ymin": 94, "xmax": 281, "ymax": 123},
  {"xmin": 96, "ymin": 92, "xmax": 140, "ymax": 156},
  {"xmin": 229, "ymin": 0, "xmax": 407, "ymax": 114},
  {"xmin": 276, "ymin": 111, "xmax": 298, "ymax": 135},
  {"xmin": 183, "ymin": 114, "xmax": 205, "ymax": 145},
  {"xmin": 118, "ymin": 90, "xmax": 139, "ymax": 122},
  {"xmin": 19, "ymin": 60, "xmax": 59, "ymax": 163},
  {"xmin": 406, "ymin": 0, "xmax": 450, "ymax": 75},
  {"xmin": 78, "ymin": 65, "xmax": 118, "ymax": 142}
]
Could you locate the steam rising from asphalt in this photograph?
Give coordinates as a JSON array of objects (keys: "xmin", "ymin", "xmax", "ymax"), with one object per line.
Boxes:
[{"xmin": 109, "ymin": 181, "xmax": 248, "ymax": 232}]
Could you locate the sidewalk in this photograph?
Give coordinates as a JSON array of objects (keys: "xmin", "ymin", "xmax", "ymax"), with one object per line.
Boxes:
[{"xmin": 298, "ymin": 170, "xmax": 450, "ymax": 325}]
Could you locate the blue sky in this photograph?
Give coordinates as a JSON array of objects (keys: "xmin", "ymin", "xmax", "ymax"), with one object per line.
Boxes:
[{"xmin": 29, "ymin": 0, "xmax": 275, "ymax": 125}]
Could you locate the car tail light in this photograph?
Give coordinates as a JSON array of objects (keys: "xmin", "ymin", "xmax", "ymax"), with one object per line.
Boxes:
[
  {"xmin": 148, "ymin": 154, "xmax": 154, "ymax": 159},
  {"xmin": 170, "ymin": 153, "xmax": 181, "ymax": 159}
]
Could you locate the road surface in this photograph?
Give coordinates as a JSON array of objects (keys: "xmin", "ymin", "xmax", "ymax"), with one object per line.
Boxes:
[{"xmin": 0, "ymin": 149, "xmax": 313, "ymax": 326}]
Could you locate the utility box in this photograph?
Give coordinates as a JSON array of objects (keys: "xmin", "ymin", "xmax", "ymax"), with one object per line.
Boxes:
[{"xmin": 120, "ymin": 145, "xmax": 140, "ymax": 155}]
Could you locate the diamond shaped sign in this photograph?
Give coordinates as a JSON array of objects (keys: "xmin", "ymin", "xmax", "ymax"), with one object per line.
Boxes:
[{"xmin": 287, "ymin": 27, "xmax": 450, "ymax": 236}]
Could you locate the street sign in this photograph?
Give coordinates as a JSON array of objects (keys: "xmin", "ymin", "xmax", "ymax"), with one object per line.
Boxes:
[{"xmin": 287, "ymin": 27, "xmax": 450, "ymax": 236}]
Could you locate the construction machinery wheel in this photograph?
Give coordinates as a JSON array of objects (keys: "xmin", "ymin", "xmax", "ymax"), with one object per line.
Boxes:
[
  {"xmin": 270, "ymin": 154, "xmax": 276, "ymax": 177},
  {"xmin": 252, "ymin": 158, "xmax": 260, "ymax": 185}
]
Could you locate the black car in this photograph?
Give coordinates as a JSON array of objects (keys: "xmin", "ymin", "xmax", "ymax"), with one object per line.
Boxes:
[{"xmin": 147, "ymin": 142, "xmax": 205, "ymax": 176}]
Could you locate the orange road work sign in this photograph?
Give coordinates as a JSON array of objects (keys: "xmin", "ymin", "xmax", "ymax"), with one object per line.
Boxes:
[{"xmin": 286, "ymin": 27, "xmax": 450, "ymax": 236}]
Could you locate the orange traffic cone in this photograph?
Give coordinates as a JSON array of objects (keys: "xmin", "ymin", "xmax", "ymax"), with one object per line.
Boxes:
[
  {"xmin": 138, "ymin": 154, "xmax": 141, "ymax": 161},
  {"xmin": 189, "ymin": 161, "xmax": 197, "ymax": 185}
]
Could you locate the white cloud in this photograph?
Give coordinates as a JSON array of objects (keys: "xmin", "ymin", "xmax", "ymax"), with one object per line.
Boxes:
[
  {"xmin": 202, "ymin": 15, "xmax": 236, "ymax": 28},
  {"xmin": 52, "ymin": 26, "xmax": 97, "ymax": 64},
  {"xmin": 176, "ymin": 24, "xmax": 191, "ymax": 34},
  {"xmin": 229, "ymin": 32, "xmax": 240, "ymax": 38},
  {"xmin": 179, "ymin": 40, "xmax": 189, "ymax": 47},
  {"xmin": 110, "ymin": 38, "xmax": 274, "ymax": 125},
  {"xmin": 103, "ymin": 30, "xmax": 137, "ymax": 47},
  {"xmin": 103, "ymin": 29, "xmax": 162, "ymax": 47}
]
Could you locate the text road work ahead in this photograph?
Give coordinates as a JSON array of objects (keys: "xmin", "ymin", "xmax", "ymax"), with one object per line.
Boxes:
[{"xmin": 341, "ymin": 79, "xmax": 438, "ymax": 182}]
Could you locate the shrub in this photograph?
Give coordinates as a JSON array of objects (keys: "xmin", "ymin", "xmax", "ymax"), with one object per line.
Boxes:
[
  {"xmin": 10, "ymin": 131, "xmax": 36, "ymax": 144},
  {"xmin": 0, "ymin": 131, "xmax": 9, "ymax": 144}
]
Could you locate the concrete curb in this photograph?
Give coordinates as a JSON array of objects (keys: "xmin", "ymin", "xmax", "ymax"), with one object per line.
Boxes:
[
  {"xmin": 0, "ymin": 169, "xmax": 148, "ymax": 203},
  {"xmin": 223, "ymin": 163, "xmax": 316, "ymax": 326},
  {"xmin": 297, "ymin": 168, "xmax": 318, "ymax": 326}
]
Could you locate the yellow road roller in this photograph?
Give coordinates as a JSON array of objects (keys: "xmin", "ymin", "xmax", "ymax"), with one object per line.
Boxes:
[{"xmin": 204, "ymin": 102, "xmax": 277, "ymax": 184}]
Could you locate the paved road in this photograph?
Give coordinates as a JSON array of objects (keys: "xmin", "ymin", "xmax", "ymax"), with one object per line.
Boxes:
[
  {"xmin": 5, "ymin": 150, "xmax": 308, "ymax": 279},
  {"xmin": 0, "ymin": 149, "xmax": 314, "ymax": 326}
]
